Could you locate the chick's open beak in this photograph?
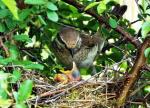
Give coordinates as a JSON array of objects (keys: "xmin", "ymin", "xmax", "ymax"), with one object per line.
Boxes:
[{"xmin": 71, "ymin": 61, "xmax": 81, "ymax": 81}]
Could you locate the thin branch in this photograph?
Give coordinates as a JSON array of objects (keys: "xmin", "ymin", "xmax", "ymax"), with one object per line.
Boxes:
[{"xmin": 0, "ymin": 37, "xmax": 9, "ymax": 57}]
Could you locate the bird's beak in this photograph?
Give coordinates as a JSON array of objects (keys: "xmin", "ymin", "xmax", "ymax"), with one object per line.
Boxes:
[
  {"xmin": 71, "ymin": 61, "xmax": 81, "ymax": 80},
  {"xmin": 69, "ymin": 48, "xmax": 75, "ymax": 57}
]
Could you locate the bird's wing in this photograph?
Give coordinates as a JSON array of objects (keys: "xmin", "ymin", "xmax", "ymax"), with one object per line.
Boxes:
[
  {"xmin": 81, "ymin": 32, "xmax": 105, "ymax": 52},
  {"xmin": 51, "ymin": 39, "xmax": 73, "ymax": 69}
]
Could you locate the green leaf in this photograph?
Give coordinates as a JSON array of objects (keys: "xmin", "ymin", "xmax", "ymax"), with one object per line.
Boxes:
[
  {"xmin": 0, "ymin": 9, "xmax": 10, "ymax": 18},
  {"xmin": 0, "ymin": 58, "xmax": 14, "ymax": 65},
  {"xmin": 141, "ymin": 21, "xmax": 150, "ymax": 38},
  {"xmin": 14, "ymin": 60, "xmax": 44, "ymax": 70},
  {"xmin": 144, "ymin": 47, "xmax": 150, "ymax": 58},
  {"xmin": 80, "ymin": 68, "xmax": 88, "ymax": 75},
  {"xmin": 13, "ymin": 91, "xmax": 18, "ymax": 102},
  {"xmin": 109, "ymin": 17, "xmax": 117, "ymax": 28},
  {"xmin": 0, "ymin": 89, "xmax": 7, "ymax": 99},
  {"xmin": 25, "ymin": 0, "xmax": 46, "ymax": 5},
  {"xmin": 13, "ymin": 34, "xmax": 32, "ymax": 42},
  {"xmin": 0, "ymin": 23, "xmax": 6, "ymax": 32},
  {"xmin": 38, "ymin": 15, "xmax": 47, "ymax": 25},
  {"xmin": 17, "ymin": 80, "xmax": 33, "ymax": 103},
  {"xmin": 16, "ymin": 103, "xmax": 27, "ymax": 108},
  {"xmin": 11, "ymin": 70, "xmax": 21, "ymax": 83},
  {"xmin": 47, "ymin": 11, "xmax": 58, "ymax": 22},
  {"xmin": 119, "ymin": 61, "xmax": 128, "ymax": 72},
  {"xmin": 2, "ymin": 0, "xmax": 19, "ymax": 20},
  {"xmin": 144, "ymin": 85, "xmax": 150, "ymax": 93},
  {"xmin": 7, "ymin": 44, "xmax": 19, "ymax": 60},
  {"xmin": 97, "ymin": 1, "xmax": 106, "ymax": 14},
  {"xmin": 5, "ymin": 18, "xmax": 17, "ymax": 30},
  {"xmin": 19, "ymin": 9, "xmax": 31, "ymax": 21},
  {"xmin": 84, "ymin": 2, "xmax": 99, "ymax": 11},
  {"xmin": 0, "ymin": 98, "xmax": 12, "ymax": 108},
  {"xmin": 47, "ymin": 2, "xmax": 58, "ymax": 11},
  {"xmin": 0, "ymin": 72, "xmax": 9, "ymax": 99},
  {"xmin": 24, "ymin": 63, "xmax": 44, "ymax": 70}
]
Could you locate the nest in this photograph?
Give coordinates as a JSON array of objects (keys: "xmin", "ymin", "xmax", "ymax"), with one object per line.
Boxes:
[{"xmin": 22, "ymin": 69, "xmax": 124, "ymax": 108}]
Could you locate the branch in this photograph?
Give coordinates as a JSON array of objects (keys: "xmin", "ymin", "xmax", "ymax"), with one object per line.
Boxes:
[
  {"xmin": 116, "ymin": 37, "xmax": 150, "ymax": 107},
  {"xmin": 62, "ymin": 0, "xmax": 141, "ymax": 47},
  {"xmin": 0, "ymin": 37, "xmax": 9, "ymax": 57}
]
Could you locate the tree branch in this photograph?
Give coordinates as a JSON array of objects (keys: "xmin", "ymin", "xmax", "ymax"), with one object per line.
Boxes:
[
  {"xmin": 116, "ymin": 37, "xmax": 150, "ymax": 107},
  {"xmin": 62, "ymin": 0, "xmax": 141, "ymax": 47}
]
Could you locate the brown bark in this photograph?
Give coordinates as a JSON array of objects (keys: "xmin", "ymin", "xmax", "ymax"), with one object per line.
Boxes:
[{"xmin": 116, "ymin": 37, "xmax": 150, "ymax": 107}]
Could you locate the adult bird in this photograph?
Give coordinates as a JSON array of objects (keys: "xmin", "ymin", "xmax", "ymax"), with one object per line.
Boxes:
[
  {"xmin": 51, "ymin": 4, "xmax": 127, "ymax": 81},
  {"xmin": 51, "ymin": 26, "xmax": 105, "ymax": 81}
]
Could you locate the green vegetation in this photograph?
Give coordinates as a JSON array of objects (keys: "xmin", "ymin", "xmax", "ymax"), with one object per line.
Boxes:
[{"xmin": 0, "ymin": 0, "xmax": 150, "ymax": 107}]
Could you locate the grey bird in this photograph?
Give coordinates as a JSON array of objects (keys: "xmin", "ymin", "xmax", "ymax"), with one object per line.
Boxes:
[
  {"xmin": 51, "ymin": 27, "xmax": 105, "ymax": 71},
  {"xmin": 51, "ymin": 4, "xmax": 127, "ymax": 80}
]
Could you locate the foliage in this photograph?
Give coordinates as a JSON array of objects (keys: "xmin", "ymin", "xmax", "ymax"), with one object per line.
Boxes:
[{"xmin": 0, "ymin": 0, "xmax": 150, "ymax": 107}]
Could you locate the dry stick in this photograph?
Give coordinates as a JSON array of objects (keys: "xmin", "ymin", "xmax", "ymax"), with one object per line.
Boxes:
[
  {"xmin": 32, "ymin": 69, "xmax": 107, "ymax": 104},
  {"xmin": 116, "ymin": 37, "xmax": 150, "ymax": 107},
  {"xmin": 39, "ymin": 89, "xmax": 65, "ymax": 97},
  {"xmin": 62, "ymin": 0, "xmax": 141, "ymax": 48}
]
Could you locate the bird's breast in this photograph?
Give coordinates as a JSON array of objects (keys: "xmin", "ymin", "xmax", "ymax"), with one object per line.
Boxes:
[{"xmin": 76, "ymin": 44, "xmax": 99, "ymax": 68}]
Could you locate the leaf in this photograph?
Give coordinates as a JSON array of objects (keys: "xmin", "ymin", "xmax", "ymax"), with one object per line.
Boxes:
[
  {"xmin": 144, "ymin": 85, "xmax": 150, "ymax": 93},
  {"xmin": 47, "ymin": 11, "xmax": 58, "ymax": 22},
  {"xmin": 0, "ymin": 88, "xmax": 8, "ymax": 99},
  {"xmin": 16, "ymin": 103, "xmax": 27, "ymax": 108},
  {"xmin": 144, "ymin": 47, "xmax": 150, "ymax": 58},
  {"xmin": 84, "ymin": 2, "xmax": 99, "ymax": 11},
  {"xmin": 80, "ymin": 68, "xmax": 88, "ymax": 75},
  {"xmin": 19, "ymin": 9, "xmax": 31, "ymax": 21},
  {"xmin": 14, "ymin": 60, "xmax": 44, "ymax": 70},
  {"xmin": 25, "ymin": 0, "xmax": 46, "ymax": 5},
  {"xmin": 11, "ymin": 70, "xmax": 21, "ymax": 83},
  {"xmin": 17, "ymin": 80, "xmax": 33, "ymax": 103},
  {"xmin": 24, "ymin": 63, "xmax": 44, "ymax": 70},
  {"xmin": 139, "ymin": 4, "xmax": 145, "ymax": 12},
  {"xmin": 2, "ymin": 0, "xmax": 19, "ymax": 20},
  {"xmin": 0, "ymin": 58, "xmax": 14, "ymax": 65},
  {"xmin": 141, "ymin": 21, "xmax": 150, "ymax": 38},
  {"xmin": 13, "ymin": 91, "xmax": 18, "ymax": 103},
  {"xmin": 0, "ymin": 23, "xmax": 6, "ymax": 32},
  {"xmin": 7, "ymin": 44, "xmax": 19, "ymax": 60},
  {"xmin": 0, "ymin": 9, "xmax": 10, "ymax": 18},
  {"xmin": 0, "ymin": 72, "xmax": 9, "ymax": 99},
  {"xmin": 38, "ymin": 15, "xmax": 47, "ymax": 25},
  {"xmin": 97, "ymin": 1, "xmax": 106, "ymax": 14},
  {"xmin": 47, "ymin": 2, "xmax": 58, "ymax": 11},
  {"xmin": 5, "ymin": 18, "xmax": 17, "ymax": 30},
  {"xmin": 0, "ymin": 98, "xmax": 13, "ymax": 108},
  {"xmin": 119, "ymin": 61, "xmax": 128, "ymax": 72},
  {"xmin": 13, "ymin": 34, "xmax": 32, "ymax": 42},
  {"xmin": 109, "ymin": 17, "xmax": 117, "ymax": 28}
]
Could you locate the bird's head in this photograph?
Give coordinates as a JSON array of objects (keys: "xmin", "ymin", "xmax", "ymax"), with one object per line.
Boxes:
[{"xmin": 59, "ymin": 27, "xmax": 81, "ymax": 49}]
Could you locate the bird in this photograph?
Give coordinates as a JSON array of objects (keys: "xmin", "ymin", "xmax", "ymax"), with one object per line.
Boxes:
[
  {"xmin": 54, "ymin": 61, "xmax": 80, "ymax": 84},
  {"xmin": 51, "ymin": 4, "xmax": 127, "ymax": 82},
  {"xmin": 51, "ymin": 26, "xmax": 105, "ymax": 81},
  {"xmin": 52, "ymin": 27, "xmax": 105, "ymax": 67}
]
